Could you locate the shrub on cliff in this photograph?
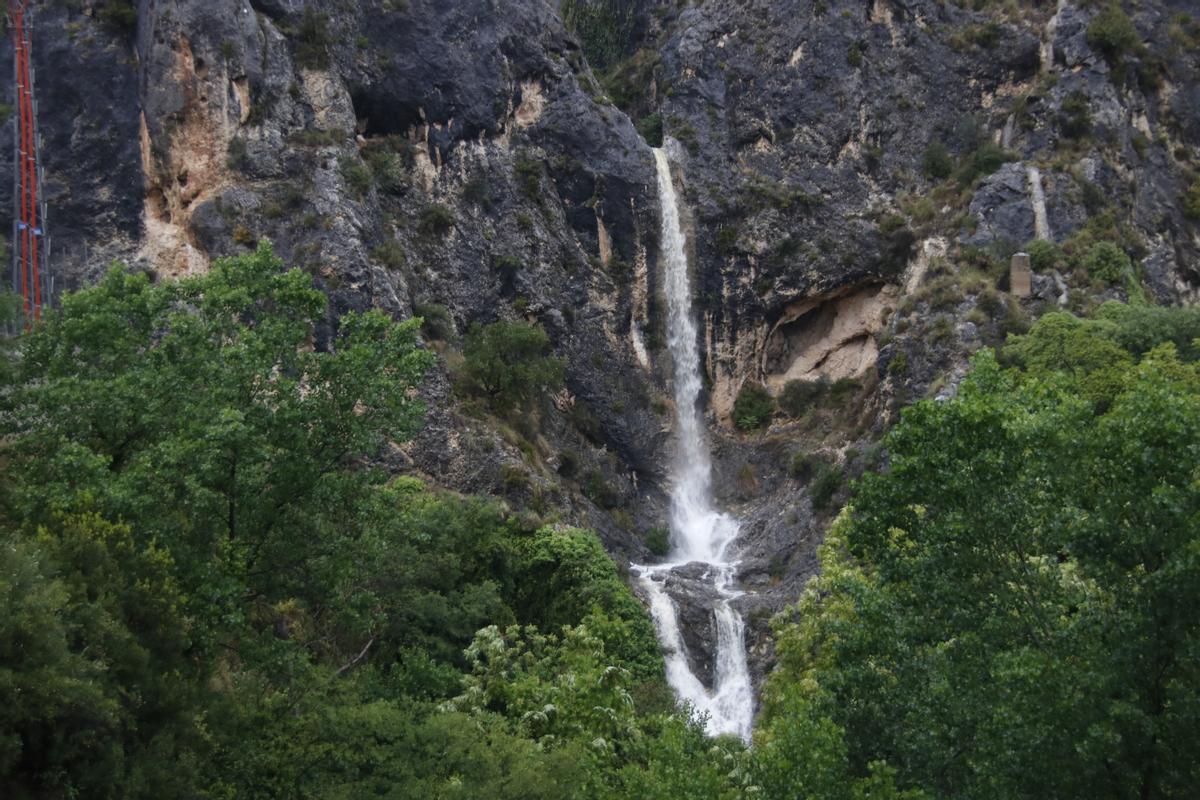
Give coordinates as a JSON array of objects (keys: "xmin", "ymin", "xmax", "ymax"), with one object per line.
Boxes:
[
  {"xmin": 809, "ymin": 463, "xmax": 843, "ymax": 510},
  {"xmin": 1183, "ymin": 178, "xmax": 1200, "ymax": 219},
  {"xmin": 1024, "ymin": 238, "xmax": 1064, "ymax": 271},
  {"xmin": 293, "ymin": 5, "xmax": 332, "ymax": 69},
  {"xmin": 418, "ymin": 203, "xmax": 455, "ymax": 236},
  {"xmin": 461, "ymin": 319, "xmax": 564, "ymax": 411},
  {"xmin": 779, "ymin": 377, "xmax": 828, "ymax": 416},
  {"xmin": 733, "ymin": 381, "xmax": 775, "ymax": 430},
  {"xmin": 920, "ymin": 141, "xmax": 953, "ymax": 180},
  {"xmin": 1087, "ymin": 2, "xmax": 1140, "ymax": 62},
  {"xmin": 1059, "ymin": 91, "xmax": 1092, "ymax": 139},
  {"xmin": 98, "ymin": 1, "xmax": 138, "ymax": 34},
  {"xmin": 1082, "ymin": 240, "xmax": 1131, "ymax": 284},
  {"xmin": 637, "ymin": 112, "xmax": 664, "ymax": 147},
  {"xmin": 560, "ymin": 0, "xmax": 636, "ymax": 70}
]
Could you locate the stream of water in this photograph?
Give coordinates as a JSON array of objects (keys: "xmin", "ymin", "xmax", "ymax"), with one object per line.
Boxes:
[{"xmin": 632, "ymin": 146, "xmax": 754, "ymax": 741}]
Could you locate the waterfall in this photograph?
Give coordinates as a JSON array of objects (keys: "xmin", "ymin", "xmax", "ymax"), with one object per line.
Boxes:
[
  {"xmin": 1027, "ymin": 165, "xmax": 1052, "ymax": 242},
  {"xmin": 632, "ymin": 146, "xmax": 754, "ymax": 741}
]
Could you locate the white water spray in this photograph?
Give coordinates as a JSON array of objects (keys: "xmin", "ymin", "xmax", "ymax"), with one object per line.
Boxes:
[{"xmin": 632, "ymin": 146, "xmax": 753, "ymax": 741}]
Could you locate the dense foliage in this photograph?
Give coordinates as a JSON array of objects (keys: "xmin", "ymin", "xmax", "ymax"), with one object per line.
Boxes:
[
  {"xmin": 4, "ymin": 241, "xmax": 1198, "ymax": 799},
  {"xmin": 0, "ymin": 245, "xmax": 735, "ymax": 799},
  {"xmin": 733, "ymin": 381, "xmax": 775, "ymax": 430},
  {"xmin": 758, "ymin": 304, "xmax": 1200, "ymax": 798}
]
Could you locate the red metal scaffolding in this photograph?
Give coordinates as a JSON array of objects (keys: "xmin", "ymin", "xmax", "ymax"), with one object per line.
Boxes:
[{"xmin": 10, "ymin": 0, "xmax": 49, "ymax": 327}]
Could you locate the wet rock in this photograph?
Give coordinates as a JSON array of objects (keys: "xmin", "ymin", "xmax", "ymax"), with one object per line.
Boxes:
[{"xmin": 640, "ymin": 564, "xmax": 726, "ymax": 685}]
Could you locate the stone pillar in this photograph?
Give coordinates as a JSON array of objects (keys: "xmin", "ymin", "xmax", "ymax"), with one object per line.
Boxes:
[{"xmin": 1010, "ymin": 252, "xmax": 1032, "ymax": 298}]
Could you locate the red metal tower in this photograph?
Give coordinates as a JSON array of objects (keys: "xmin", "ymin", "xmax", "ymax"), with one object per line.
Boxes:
[{"xmin": 9, "ymin": 0, "xmax": 49, "ymax": 327}]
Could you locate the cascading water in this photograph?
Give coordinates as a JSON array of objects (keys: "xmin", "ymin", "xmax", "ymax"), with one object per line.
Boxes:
[
  {"xmin": 1027, "ymin": 165, "xmax": 1052, "ymax": 242},
  {"xmin": 632, "ymin": 145, "xmax": 754, "ymax": 741}
]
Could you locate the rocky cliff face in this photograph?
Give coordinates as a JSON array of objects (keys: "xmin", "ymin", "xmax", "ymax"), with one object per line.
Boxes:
[{"xmin": 13, "ymin": 0, "xmax": 1200, "ymax": 693}]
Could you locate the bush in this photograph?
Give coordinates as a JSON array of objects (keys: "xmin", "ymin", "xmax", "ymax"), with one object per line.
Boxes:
[
  {"xmin": 561, "ymin": 0, "xmax": 636, "ymax": 71},
  {"xmin": 462, "ymin": 175, "xmax": 493, "ymax": 209},
  {"xmin": 829, "ymin": 377, "xmax": 862, "ymax": 402},
  {"xmin": 1087, "ymin": 2, "xmax": 1140, "ymax": 62},
  {"xmin": 1082, "ymin": 241, "xmax": 1131, "ymax": 284},
  {"xmin": 582, "ymin": 469, "xmax": 619, "ymax": 509},
  {"xmin": 789, "ymin": 452, "xmax": 816, "ymax": 480},
  {"xmin": 462, "ymin": 320, "xmax": 564, "ymax": 411},
  {"xmin": 514, "ymin": 155, "xmax": 542, "ymax": 199},
  {"xmin": 556, "ymin": 450, "xmax": 579, "ymax": 479},
  {"xmin": 929, "ymin": 315, "xmax": 956, "ymax": 345},
  {"xmin": 733, "ymin": 382, "xmax": 775, "ymax": 430},
  {"xmin": 926, "ymin": 277, "xmax": 965, "ymax": 311},
  {"xmin": 643, "ymin": 526, "xmax": 670, "ymax": 557},
  {"xmin": 600, "ymin": 47, "xmax": 661, "ymax": 116},
  {"xmin": 847, "ymin": 42, "xmax": 864, "ymax": 68},
  {"xmin": 636, "ymin": 112, "xmax": 664, "ymax": 147},
  {"xmin": 1025, "ymin": 239, "xmax": 1063, "ymax": 271},
  {"xmin": 288, "ymin": 128, "xmax": 346, "ymax": 148},
  {"xmin": 887, "ymin": 350, "xmax": 909, "ymax": 377},
  {"xmin": 98, "ymin": 1, "xmax": 138, "ymax": 34},
  {"xmin": 809, "ymin": 464, "xmax": 843, "ymax": 511},
  {"xmin": 1059, "ymin": 91, "xmax": 1091, "ymax": 139},
  {"xmin": 956, "ymin": 142, "xmax": 1011, "ymax": 186},
  {"xmin": 340, "ymin": 156, "xmax": 372, "ymax": 197},
  {"xmin": 413, "ymin": 302, "xmax": 455, "ymax": 342},
  {"xmin": 918, "ymin": 142, "xmax": 956, "ymax": 181},
  {"xmin": 779, "ymin": 378, "xmax": 827, "ymax": 416},
  {"xmin": 492, "ymin": 255, "xmax": 522, "ymax": 288},
  {"xmin": 418, "ymin": 204, "xmax": 454, "ymax": 236},
  {"xmin": 714, "ymin": 226, "xmax": 739, "ymax": 255},
  {"xmin": 1183, "ymin": 179, "xmax": 1200, "ymax": 220},
  {"xmin": 499, "ymin": 464, "xmax": 530, "ymax": 493},
  {"xmin": 232, "ymin": 226, "xmax": 255, "ymax": 247},
  {"xmin": 976, "ymin": 288, "xmax": 1005, "ymax": 318},
  {"xmin": 293, "ymin": 6, "xmax": 332, "ymax": 70},
  {"xmin": 364, "ymin": 149, "xmax": 405, "ymax": 194},
  {"xmin": 371, "ymin": 240, "xmax": 406, "ymax": 270},
  {"xmin": 1079, "ymin": 178, "xmax": 1106, "ymax": 214}
]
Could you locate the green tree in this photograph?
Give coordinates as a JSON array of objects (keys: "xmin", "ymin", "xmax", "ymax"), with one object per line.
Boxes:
[
  {"xmin": 1002, "ymin": 310, "xmax": 1134, "ymax": 410},
  {"xmin": 1082, "ymin": 240, "xmax": 1132, "ymax": 283},
  {"xmin": 760, "ymin": 339, "xmax": 1200, "ymax": 798},
  {"xmin": 1, "ymin": 514, "xmax": 201, "ymax": 799},
  {"xmin": 511, "ymin": 526, "xmax": 662, "ymax": 682},
  {"xmin": 0, "ymin": 242, "xmax": 720, "ymax": 799},
  {"xmin": 1023, "ymin": 238, "xmax": 1063, "ymax": 271},
  {"xmin": 2, "ymin": 243, "xmax": 434, "ymax": 645},
  {"xmin": 461, "ymin": 319, "xmax": 564, "ymax": 411}
]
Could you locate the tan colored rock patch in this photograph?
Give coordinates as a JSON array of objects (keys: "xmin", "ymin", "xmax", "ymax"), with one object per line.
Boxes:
[
  {"xmin": 137, "ymin": 31, "xmax": 277, "ymax": 279},
  {"xmin": 762, "ymin": 283, "xmax": 899, "ymax": 389},
  {"xmin": 514, "ymin": 80, "xmax": 544, "ymax": 128}
]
